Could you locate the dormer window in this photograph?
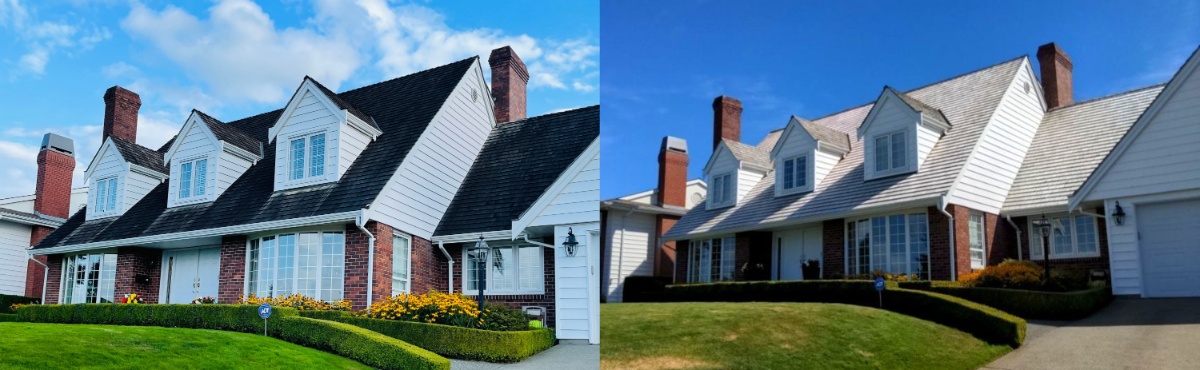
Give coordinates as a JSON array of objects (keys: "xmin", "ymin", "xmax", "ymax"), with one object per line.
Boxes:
[
  {"xmin": 873, "ymin": 131, "xmax": 907, "ymax": 173},
  {"xmin": 709, "ymin": 173, "xmax": 733, "ymax": 207},
  {"xmin": 782, "ymin": 155, "xmax": 807, "ymax": 190},
  {"xmin": 858, "ymin": 87, "xmax": 949, "ymax": 181},
  {"xmin": 289, "ymin": 132, "xmax": 327, "ymax": 181},
  {"xmin": 268, "ymin": 77, "xmax": 381, "ymax": 192},
  {"xmin": 179, "ymin": 158, "xmax": 207, "ymax": 199},
  {"xmin": 94, "ymin": 177, "xmax": 117, "ymax": 213}
]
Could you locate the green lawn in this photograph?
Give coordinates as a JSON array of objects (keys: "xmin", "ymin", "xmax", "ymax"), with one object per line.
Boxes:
[
  {"xmin": 601, "ymin": 302, "xmax": 1011, "ymax": 370},
  {"xmin": 0, "ymin": 322, "xmax": 370, "ymax": 369}
]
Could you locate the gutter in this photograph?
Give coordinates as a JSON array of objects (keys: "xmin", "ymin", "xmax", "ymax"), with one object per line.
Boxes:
[
  {"xmin": 665, "ymin": 195, "xmax": 942, "ymax": 242},
  {"xmin": 938, "ymin": 195, "xmax": 956, "ymax": 281},
  {"xmin": 1074, "ymin": 207, "xmax": 1105, "ymax": 219},
  {"xmin": 437, "ymin": 241, "xmax": 454, "ymax": 294},
  {"xmin": 354, "ymin": 209, "xmax": 377, "ymax": 309},
  {"xmin": 1004, "ymin": 215, "xmax": 1023, "ymax": 261},
  {"xmin": 521, "ymin": 233, "xmax": 555, "ymax": 249},
  {"xmin": 26, "ymin": 252, "xmax": 48, "ymax": 303}
]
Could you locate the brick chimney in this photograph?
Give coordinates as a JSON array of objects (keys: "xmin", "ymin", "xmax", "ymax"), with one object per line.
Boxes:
[
  {"xmin": 712, "ymin": 95, "xmax": 742, "ymax": 149},
  {"xmin": 657, "ymin": 136, "xmax": 689, "ymax": 208},
  {"xmin": 27, "ymin": 133, "xmax": 75, "ymax": 298},
  {"xmin": 488, "ymin": 46, "xmax": 529, "ymax": 123},
  {"xmin": 1037, "ymin": 43, "xmax": 1074, "ymax": 110},
  {"xmin": 103, "ymin": 86, "xmax": 141, "ymax": 143}
]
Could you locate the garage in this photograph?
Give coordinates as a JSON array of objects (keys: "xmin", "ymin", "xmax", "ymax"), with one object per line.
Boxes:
[{"xmin": 1137, "ymin": 199, "xmax": 1200, "ymax": 297}]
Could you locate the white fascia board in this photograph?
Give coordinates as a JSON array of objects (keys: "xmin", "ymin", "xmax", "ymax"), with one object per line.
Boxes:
[
  {"xmin": 30, "ymin": 210, "xmax": 362, "ymax": 255},
  {"xmin": 665, "ymin": 195, "xmax": 941, "ymax": 241},
  {"xmin": 267, "ymin": 79, "xmax": 345, "ymax": 143},
  {"xmin": 431, "ymin": 230, "xmax": 514, "ymax": 244},
  {"xmin": 346, "ymin": 114, "xmax": 383, "ymax": 140},
  {"xmin": 702, "ymin": 141, "xmax": 732, "ymax": 175},
  {"xmin": 0, "ymin": 213, "xmax": 63, "ymax": 228},
  {"xmin": 83, "ymin": 138, "xmax": 116, "ymax": 181},
  {"xmin": 510, "ymin": 138, "xmax": 600, "ymax": 240},
  {"xmin": 221, "ymin": 141, "xmax": 263, "ymax": 163},
  {"xmin": 163, "ymin": 114, "xmax": 219, "ymax": 164},
  {"xmin": 130, "ymin": 164, "xmax": 168, "ymax": 181},
  {"xmin": 1000, "ymin": 204, "xmax": 1074, "ymax": 218}
]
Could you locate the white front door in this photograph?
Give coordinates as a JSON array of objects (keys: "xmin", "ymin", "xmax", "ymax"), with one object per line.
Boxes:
[
  {"xmin": 773, "ymin": 227, "xmax": 822, "ymax": 280},
  {"xmin": 1138, "ymin": 199, "xmax": 1200, "ymax": 298},
  {"xmin": 163, "ymin": 247, "xmax": 222, "ymax": 303}
]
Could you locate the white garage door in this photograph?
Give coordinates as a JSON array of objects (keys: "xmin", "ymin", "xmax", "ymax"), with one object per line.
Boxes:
[{"xmin": 1139, "ymin": 199, "xmax": 1200, "ymax": 298}]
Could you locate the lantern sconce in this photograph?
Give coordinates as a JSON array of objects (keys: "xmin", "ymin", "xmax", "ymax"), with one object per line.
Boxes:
[
  {"xmin": 1112, "ymin": 202, "xmax": 1126, "ymax": 226},
  {"xmin": 563, "ymin": 228, "xmax": 580, "ymax": 257}
]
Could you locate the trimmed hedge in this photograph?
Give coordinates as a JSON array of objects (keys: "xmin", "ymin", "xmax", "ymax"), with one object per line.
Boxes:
[
  {"xmin": 660, "ymin": 280, "xmax": 1026, "ymax": 347},
  {"xmin": 1, "ymin": 294, "xmax": 39, "ymax": 314},
  {"xmin": 0, "ymin": 313, "xmax": 16, "ymax": 322},
  {"xmin": 919, "ymin": 285, "xmax": 1112, "ymax": 320},
  {"xmin": 622, "ymin": 276, "xmax": 672, "ymax": 302},
  {"xmin": 299, "ymin": 310, "xmax": 556, "ymax": 363},
  {"xmin": 15, "ymin": 304, "xmax": 449, "ymax": 370}
]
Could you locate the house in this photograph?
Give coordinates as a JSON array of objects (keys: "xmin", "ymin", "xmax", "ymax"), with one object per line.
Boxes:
[
  {"xmin": 601, "ymin": 137, "xmax": 707, "ymax": 302},
  {"xmin": 662, "ymin": 42, "xmax": 1199, "ymax": 298},
  {"xmin": 28, "ymin": 45, "xmax": 601, "ymax": 339},
  {"xmin": 0, "ymin": 134, "xmax": 88, "ymax": 299}
]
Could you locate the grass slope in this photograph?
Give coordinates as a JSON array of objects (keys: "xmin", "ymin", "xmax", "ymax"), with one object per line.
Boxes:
[
  {"xmin": 601, "ymin": 302, "xmax": 1011, "ymax": 370},
  {"xmin": 0, "ymin": 322, "xmax": 370, "ymax": 369}
]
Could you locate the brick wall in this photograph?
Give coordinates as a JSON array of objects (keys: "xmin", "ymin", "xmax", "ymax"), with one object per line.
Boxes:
[
  {"xmin": 488, "ymin": 46, "xmax": 529, "ymax": 123},
  {"xmin": 734, "ymin": 231, "xmax": 772, "ymax": 281},
  {"xmin": 34, "ymin": 150, "xmax": 74, "ymax": 219},
  {"xmin": 114, "ymin": 247, "xmax": 162, "ymax": 303},
  {"xmin": 654, "ymin": 215, "xmax": 679, "ymax": 277},
  {"xmin": 822, "ymin": 219, "xmax": 845, "ymax": 279},
  {"xmin": 44, "ymin": 255, "xmax": 62, "ymax": 303},
  {"xmin": 928, "ymin": 206, "xmax": 953, "ymax": 280},
  {"xmin": 345, "ymin": 221, "xmax": 395, "ymax": 310},
  {"xmin": 102, "ymin": 86, "xmax": 141, "ymax": 143},
  {"xmin": 24, "ymin": 226, "xmax": 55, "ymax": 298},
  {"xmin": 447, "ymin": 237, "xmax": 556, "ymax": 327},
  {"xmin": 673, "ymin": 240, "xmax": 690, "ymax": 283},
  {"xmin": 217, "ymin": 235, "xmax": 248, "ymax": 303}
]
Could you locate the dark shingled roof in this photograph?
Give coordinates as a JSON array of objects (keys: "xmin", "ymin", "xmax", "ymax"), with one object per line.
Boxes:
[
  {"xmin": 110, "ymin": 137, "xmax": 167, "ymax": 174},
  {"xmin": 305, "ymin": 76, "xmax": 378, "ymax": 130},
  {"xmin": 434, "ymin": 105, "xmax": 599, "ymax": 236},
  {"xmin": 193, "ymin": 109, "xmax": 262, "ymax": 157},
  {"xmin": 34, "ymin": 57, "xmax": 477, "ymax": 249}
]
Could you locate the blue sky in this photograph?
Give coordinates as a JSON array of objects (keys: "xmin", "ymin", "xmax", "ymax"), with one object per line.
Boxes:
[
  {"xmin": 0, "ymin": 0, "xmax": 598, "ymax": 199},
  {"xmin": 601, "ymin": 0, "xmax": 1200, "ymax": 199}
]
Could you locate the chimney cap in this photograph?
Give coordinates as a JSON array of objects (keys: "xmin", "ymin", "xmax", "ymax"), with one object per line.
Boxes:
[
  {"xmin": 40, "ymin": 133, "xmax": 74, "ymax": 157},
  {"xmin": 488, "ymin": 46, "xmax": 530, "ymax": 82},
  {"xmin": 1036, "ymin": 42, "xmax": 1073, "ymax": 68},
  {"xmin": 662, "ymin": 136, "xmax": 688, "ymax": 153},
  {"xmin": 712, "ymin": 95, "xmax": 742, "ymax": 107}
]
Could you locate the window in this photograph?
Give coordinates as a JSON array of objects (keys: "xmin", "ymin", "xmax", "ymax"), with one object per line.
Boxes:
[
  {"xmin": 781, "ymin": 156, "xmax": 807, "ymax": 190},
  {"xmin": 392, "ymin": 234, "xmax": 411, "ymax": 296},
  {"xmin": 969, "ymin": 212, "xmax": 986, "ymax": 268},
  {"xmin": 93, "ymin": 177, "xmax": 118, "ymax": 213},
  {"xmin": 462, "ymin": 244, "xmax": 544, "ymax": 295},
  {"xmin": 61, "ymin": 253, "xmax": 117, "ymax": 304},
  {"xmin": 710, "ymin": 173, "xmax": 733, "ymax": 206},
  {"xmin": 686, "ymin": 236, "xmax": 736, "ymax": 283},
  {"xmin": 873, "ymin": 131, "xmax": 907, "ymax": 173},
  {"xmin": 247, "ymin": 231, "xmax": 344, "ymax": 301},
  {"xmin": 1030, "ymin": 215, "xmax": 1100, "ymax": 259},
  {"xmin": 178, "ymin": 158, "xmax": 207, "ymax": 199},
  {"xmin": 846, "ymin": 212, "xmax": 930, "ymax": 279},
  {"xmin": 289, "ymin": 132, "xmax": 327, "ymax": 181}
]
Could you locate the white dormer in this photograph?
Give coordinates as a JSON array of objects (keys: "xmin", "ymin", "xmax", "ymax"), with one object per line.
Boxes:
[
  {"xmin": 83, "ymin": 138, "xmax": 168, "ymax": 220},
  {"xmin": 162, "ymin": 110, "xmax": 263, "ymax": 207},
  {"xmin": 770, "ymin": 116, "xmax": 851, "ymax": 196},
  {"xmin": 703, "ymin": 140, "xmax": 769, "ymax": 209},
  {"xmin": 267, "ymin": 77, "xmax": 383, "ymax": 192},
  {"xmin": 858, "ymin": 87, "xmax": 950, "ymax": 180}
]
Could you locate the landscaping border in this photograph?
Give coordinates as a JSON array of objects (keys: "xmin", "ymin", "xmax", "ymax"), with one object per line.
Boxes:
[
  {"xmin": 906, "ymin": 284, "xmax": 1112, "ymax": 320},
  {"xmin": 1, "ymin": 294, "xmax": 39, "ymax": 314}
]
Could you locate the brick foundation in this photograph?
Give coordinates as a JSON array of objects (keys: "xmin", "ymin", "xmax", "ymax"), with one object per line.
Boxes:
[
  {"xmin": 448, "ymin": 238, "xmax": 556, "ymax": 327},
  {"xmin": 217, "ymin": 235, "xmax": 247, "ymax": 303},
  {"xmin": 114, "ymin": 247, "xmax": 163, "ymax": 303}
]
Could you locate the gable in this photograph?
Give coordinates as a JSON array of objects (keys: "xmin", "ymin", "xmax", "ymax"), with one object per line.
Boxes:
[
  {"xmin": 163, "ymin": 114, "xmax": 219, "ymax": 165},
  {"xmin": 512, "ymin": 139, "xmax": 600, "ymax": 238},
  {"xmin": 770, "ymin": 117, "xmax": 818, "ymax": 159},
  {"xmin": 703, "ymin": 142, "xmax": 739, "ymax": 175},
  {"xmin": 84, "ymin": 139, "xmax": 124, "ymax": 181},
  {"xmin": 857, "ymin": 89, "xmax": 922, "ymax": 139}
]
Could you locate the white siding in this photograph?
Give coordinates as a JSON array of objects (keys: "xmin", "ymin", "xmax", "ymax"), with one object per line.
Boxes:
[
  {"xmin": 123, "ymin": 171, "xmax": 159, "ymax": 213},
  {"xmin": 1102, "ymin": 189, "xmax": 1200, "ymax": 296},
  {"xmin": 814, "ymin": 149, "xmax": 840, "ymax": 189},
  {"xmin": 86, "ymin": 144, "xmax": 127, "ymax": 221},
  {"xmin": 216, "ymin": 150, "xmax": 252, "ymax": 196},
  {"xmin": 0, "ymin": 221, "xmax": 31, "ymax": 295},
  {"xmin": 950, "ymin": 60, "xmax": 1044, "ymax": 214},
  {"xmin": 554, "ymin": 222, "xmax": 599, "ymax": 341},
  {"xmin": 773, "ymin": 123, "xmax": 817, "ymax": 195},
  {"xmin": 705, "ymin": 149, "xmax": 740, "ymax": 208},
  {"xmin": 736, "ymin": 168, "xmax": 761, "ymax": 204},
  {"xmin": 862, "ymin": 95, "xmax": 921, "ymax": 180},
  {"xmin": 168, "ymin": 120, "xmax": 218, "ymax": 207},
  {"xmin": 916, "ymin": 124, "xmax": 939, "ymax": 169},
  {"xmin": 529, "ymin": 152, "xmax": 600, "ymax": 228},
  {"xmin": 372, "ymin": 62, "xmax": 490, "ymax": 239},
  {"xmin": 273, "ymin": 89, "xmax": 341, "ymax": 191},
  {"xmin": 0, "ymin": 188, "xmax": 89, "ymax": 215},
  {"xmin": 339, "ymin": 116, "xmax": 373, "ymax": 177},
  {"xmin": 603, "ymin": 212, "xmax": 655, "ymax": 302}
]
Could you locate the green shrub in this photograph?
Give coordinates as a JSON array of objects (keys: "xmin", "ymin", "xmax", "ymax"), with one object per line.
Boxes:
[
  {"xmin": 622, "ymin": 276, "xmax": 671, "ymax": 302},
  {"xmin": 923, "ymin": 285, "xmax": 1111, "ymax": 320},
  {"xmin": 0, "ymin": 313, "xmax": 16, "ymax": 322},
  {"xmin": 479, "ymin": 303, "xmax": 529, "ymax": 332},
  {"xmin": 0, "ymin": 294, "xmax": 39, "ymax": 314},
  {"xmin": 274, "ymin": 316, "xmax": 448, "ymax": 370},
  {"xmin": 303, "ymin": 312, "xmax": 555, "ymax": 363},
  {"xmin": 659, "ymin": 280, "xmax": 1025, "ymax": 347}
]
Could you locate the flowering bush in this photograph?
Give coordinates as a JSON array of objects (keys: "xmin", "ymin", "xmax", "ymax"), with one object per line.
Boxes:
[
  {"xmin": 359, "ymin": 291, "xmax": 483, "ymax": 328},
  {"xmin": 961, "ymin": 259, "xmax": 1044, "ymax": 290},
  {"xmin": 119, "ymin": 293, "xmax": 142, "ymax": 304},
  {"xmin": 10, "ymin": 303, "xmax": 25, "ymax": 312},
  {"xmin": 191, "ymin": 296, "xmax": 216, "ymax": 304},
  {"xmin": 240, "ymin": 294, "xmax": 352, "ymax": 311}
]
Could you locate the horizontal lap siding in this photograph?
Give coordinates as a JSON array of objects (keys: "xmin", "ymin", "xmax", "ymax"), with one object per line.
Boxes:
[
  {"xmin": 0, "ymin": 221, "xmax": 31, "ymax": 295},
  {"xmin": 87, "ymin": 146, "xmax": 126, "ymax": 220},
  {"xmin": 814, "ymin": 150, "xmax": 840, "ymax": 188},
  {"xmin": 273, "ymin": 90, "xmax": 340, "ymax": 191},
  {"xmin": 123, "ymin": 172, "xmax": 159, "ymax": 213},
  {"xmin": 216, "ymin": 151, "xmax": 252, "ymax": 197},
  {"xmin": 554, "ymin": 223, "xmax": 597, "ymax": 340},
  {"xmin": 862, "ymin": 96, "xmax": 918, "ymax": 180},
  {"xmin": 529, "ymin": 153, "xmax": 600, "ymax": 228},
  {"xmin": 168, "ymin": 124, "xmax": 217, "ymax": 206},
  {"xmin": 338, "ymin": 119, "xmax": 372, "ymax": 177},
  {"xmin": 604, "ymin": 212, "xmax": 654, "ymax": 302}
]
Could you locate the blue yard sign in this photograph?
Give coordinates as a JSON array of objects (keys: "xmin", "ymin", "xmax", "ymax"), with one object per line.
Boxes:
[
  {"xmin": 874, "ymin": 277, "xmax": 886, "ymax": 291},
  {"xmin": 259, "ymin": 303, "xmax": 272, "ymax": 336}
]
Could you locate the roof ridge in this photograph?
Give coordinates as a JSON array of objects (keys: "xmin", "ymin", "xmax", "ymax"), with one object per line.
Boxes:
[
  {"xmin": 1046, "ymin": 83, "xmax": 1168, "ymax": 113},
  {"xmin": 504, "ymin": 104, "xmax": 599, "ymax": 124},
  {"xmin": 340, "ymin": 56, "xmax": 480, "ymax": 96}
]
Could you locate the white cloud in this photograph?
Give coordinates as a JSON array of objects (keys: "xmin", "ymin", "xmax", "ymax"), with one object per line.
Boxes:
[{"xmin": 0, "ymin": 0, "xmax": 111, "ymax": 76}]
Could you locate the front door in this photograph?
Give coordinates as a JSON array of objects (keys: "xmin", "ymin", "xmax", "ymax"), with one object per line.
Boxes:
[
  {"xmin": 163, "ymin": 247, "xmax": 222, "ymax": 303},
  {"xmin": 773, "ymin": 227, "xmax": 822, "ymax": 280}
]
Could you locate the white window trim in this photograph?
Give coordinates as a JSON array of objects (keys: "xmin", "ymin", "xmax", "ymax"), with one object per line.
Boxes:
[
  {"xmin": 969, "ymin": 212, "xmax": 986, "ymax": 269},
  {"xmin": 871, "ymin": 129, "xmax": 910, "ymax": 177},
  {"xmin": 244, "ymin": 230, "xmax": 346, "ymax": 301},
  {"xmin": 843, "ymin": 210, "xmax": 931, "ymax": 278},
  {"xmin": 59, "ymin": 251, "xmax": 118, "ymax": 304},
  {"xmin": 461, "ymin": 242, "xmax": 546, "ymax": 296},
  {"xmin": 392, "ymin": 232, "xmax": 412, "ymax": 296},
  {"xmin": 285, "ymin": 129, "xmax": 332, "ymax": 186},
  {"xmin": 685, "ymin": 235, "xmax": 736, "ymax": 283},
  {"xmin": 1028, "ymin": 214, "xmax": 1102, "ymax": 260},
  {"xmin": 708, "ymin": 172, "xmax": 735, "ymax": 208},
  {"xmin": 93, "ymin": 176, "xmax": 119, "ymax": 216},
  {"xmin": 777, "ymin": 154, "xmax": 812, "ymax": 196},
  {"xmin": 176, "ymin": 156, "xmax": 209, "ymax": 203}
]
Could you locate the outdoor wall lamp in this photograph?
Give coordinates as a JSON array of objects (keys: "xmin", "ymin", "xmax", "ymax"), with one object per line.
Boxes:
[
  {"xmin": 1112, "ymin": 202, "xmax": 1126, "ymax": 226},
  {"xmin": 563, "ymin": 228, "xmax": 580, "ymax": 257}
]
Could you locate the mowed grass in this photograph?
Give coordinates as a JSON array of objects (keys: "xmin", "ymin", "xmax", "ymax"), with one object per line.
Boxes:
[
  {"xmin": 0, "ymin": 322, "xmax": 370, "ymax": 369},
  {"xmin": 601, "ymin": 302, "xmax": 1011, "ymax": 370}
]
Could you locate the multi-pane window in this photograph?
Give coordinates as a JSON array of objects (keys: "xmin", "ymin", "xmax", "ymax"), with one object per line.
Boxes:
[
  {"xmin": 93, "ymin": 177, "xmax": 118, "ymax": 213},
  {"xmin": 1030, "ymin": 215, "xmax": 1100, "ymax": 259},
  {"xmin": 781, "ymin": 156, "xmax": 807, "ymax": 190},
  {"xmin": 289, "ymin": 133, "xmax": 327, "ymax": 181},
  {"xmin": 846, "ymin": 212, "xmax": 930, "ymax": 279},
  {"xmin": 61, "ymin": 253, "xmax": 117, "ymax": 304},
  {"xmin": 710, "ymin": 173, "xmax": 733, "ymax": 206},
  {"xmin": 179, "ymin": 158, "xmax": 207, "ymax": 199},
  {"xmin": 247, "ymin": 232, "xmax": 344, "ymax": 301},
  {"xmin": 969, "ymin": 212, "xmax": 986, "ymax": 268},
  {"xmin": 686, "ymin": 236, "xmax": 736, "ymax": 283},
  {"xmin": 873, "ymin": 131, "xmax": 907, "ymax": 173},
  {"xmin": 392, "ymin": 234, "xmax": 411, "ymax": 296},
  {"xmin": 463, "ymin": 244, "xmax": 544, "ymax": 294}
]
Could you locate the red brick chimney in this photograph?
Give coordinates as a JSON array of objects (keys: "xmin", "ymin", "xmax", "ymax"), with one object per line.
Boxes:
[
  {"xmin": 488, "ymin": 46, "xmax": 529, "ymax": 123},
  {"xmin": 712, "ymin": 95, "xmax": 742, "ymax": 149},
  {"xmin": 657, "ymin": 136, "xmax": 689, "ymax": 208},
  {"xmin": 103, "ymin": 86, "xmax": 141, "ymax": 143},
  {"xmin": 27, "ymin": 133, "xmax": 75, "ymax": 298},
  {"xmin": 1037, "ymin": 43, "xmax": 1074, "ymax": 110}
]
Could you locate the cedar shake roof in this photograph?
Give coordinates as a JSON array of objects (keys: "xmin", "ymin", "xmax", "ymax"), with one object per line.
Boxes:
[
  {"xmin": 434, "ymin": 105, "xmax": 599, "ymax": 236},
  {"xmin": 796, "ymin": 117, "xmax": 851, "ymax": 153},
  {"xmin": 722, "ymin": 139, "xmax": 771, "ymax": 169},
  {"xmin": 888, "ymin": 86, "xmax": 950, "ymax": 125}
]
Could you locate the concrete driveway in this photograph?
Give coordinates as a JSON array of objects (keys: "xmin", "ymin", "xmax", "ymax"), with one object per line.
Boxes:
[{"xmin": 984, "ymin": 298, "xmax": 1200, "ymax": 370}]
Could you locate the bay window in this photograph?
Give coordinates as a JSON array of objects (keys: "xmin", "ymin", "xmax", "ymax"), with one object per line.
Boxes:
[
  {"xmin": 686, "ymin": 236, "xmax": 736, "ymax": 283},
  {"xmin": 463, "ymin": 243, "xmax": 544, "ymax": 295},
  {"xmin": 846, "ymin": 212, "xmax": 930, "ymax": 279},
  {"xmin": 392, "ymin": 234, "xmax": 411, "ymax": 296},
  {"xmin": 1029, "ymin": 215, "xmax": 1100, "ymax": 259},
  {"xmin": 247, "ymin": 231, "xmax": 344, "ymax": 301},
  {"xmin": 61, "ymin": 252, "xmax": 117, "ymax": 304}
]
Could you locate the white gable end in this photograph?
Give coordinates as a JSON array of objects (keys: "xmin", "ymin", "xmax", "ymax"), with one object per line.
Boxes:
[
  {"xmin": 860, "ymin": 93, "xmax": 922, "ymax": 180},
  {"xmin": 166, "ymin": 115, "xmax": 219, "ymax": 207},
  {"xmin": 84, "ymin": 140, "xmax": 164, "ymax": 221},
  {"xmin": 512, "ymin": 139, "xmax": 601, "ymax": 238}
]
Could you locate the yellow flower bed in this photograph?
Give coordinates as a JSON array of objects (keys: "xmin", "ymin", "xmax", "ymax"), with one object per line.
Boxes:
[
  {"xmin": 359, "ymin": 291, "xmax": 483, "ymax": 328},
  {"xmin": 240, "ymin": 294, "xmax": 353, "ymax": 311}
]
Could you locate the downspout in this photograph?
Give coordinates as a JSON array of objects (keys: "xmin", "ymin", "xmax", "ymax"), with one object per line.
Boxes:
[
  {"xmin": 1075, "ymin": 207, "xmax": 1105, "ymax": 219},
  {"xmin": 27, "ymin": 252, "xmax": 48, "ymax": 303},
  {"xmin": 354, "ymin": 209, "xmax": 376, "ymax": 309},
  {"xmin": 1005, "ymin": 215, "xmax": 1023, "ymax": 261},
  {"xmin": 522, "ymin": 233, "xmax": 555, "ymax": 249},
  {"xmin": 437, "ymin": 241, "xmax": 454, "ymax": 293},
  {"xmin": 938, "ymin": 195, "xmax": 956, "ymax": 281}
]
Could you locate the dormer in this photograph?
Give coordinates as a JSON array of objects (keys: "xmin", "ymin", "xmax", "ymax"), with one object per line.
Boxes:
[
  {"xmin": 162, "ymin": 110, "xmax": 263, "ymax": 207},
  {"xmin": 267, "ymin": 77, "xmax": 383, "ymax": 191},
  {"xmin": 770, "ymin": 116, "xmax": 851, "ymax": 196},
  {"xmin": 82, "ymin": 137, "xmax": 168, "ymax": 220},
  {"xmin": 857, "ymin": 86, "xmax": 950, "ymax": 180},
  {"xmin": 703, "ymin": 139, "xmax": 769, "ymax": 209}
]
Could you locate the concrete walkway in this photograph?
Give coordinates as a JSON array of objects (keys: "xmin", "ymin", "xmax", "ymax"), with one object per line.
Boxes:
[
  {"xmin": 984, "ymin": 298, "xmax": 1200, "ymax": 370},
  {"xmin": 450, "ymin": 343, "xmax": 599, "ymax": 370}
]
